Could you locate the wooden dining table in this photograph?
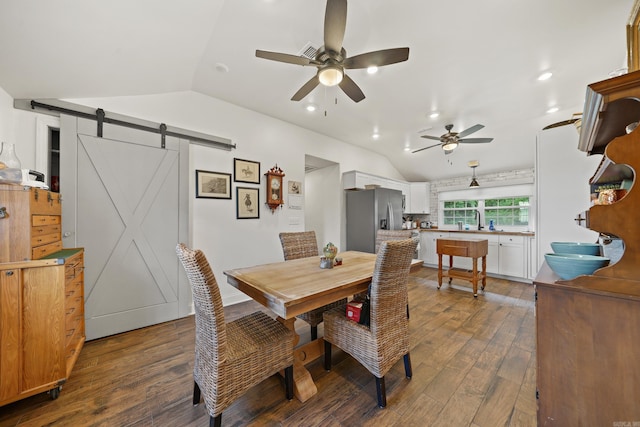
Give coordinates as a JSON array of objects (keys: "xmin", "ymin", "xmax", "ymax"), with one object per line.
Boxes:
[{"xmin": 224, "ymin": 250, "xmax": 422, "ymax": 402}]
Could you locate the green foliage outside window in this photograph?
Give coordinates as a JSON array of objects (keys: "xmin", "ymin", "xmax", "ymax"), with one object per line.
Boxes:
[
  {"xmin": 485, "ymin": 197, "xmax": 529, "ymax": 226},
  {"xmin": 443, "ymin": 197, "xmax": 529, "ymax": 227}
]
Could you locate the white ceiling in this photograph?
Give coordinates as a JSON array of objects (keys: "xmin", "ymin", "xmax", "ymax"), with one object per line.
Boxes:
[{"xmin": 0, "ymin": 0, "xmax": 633, "ymax": 181}]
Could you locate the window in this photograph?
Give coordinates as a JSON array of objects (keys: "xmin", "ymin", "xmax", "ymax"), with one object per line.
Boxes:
[
  {"xmin": 442, "ymin": 196, "xmax": 530, "ymax": 228},
  {"xmin": 443, "ymin": 200, "xmax": 478, "ymax": 225},
  {"xmin": 485, "ymin": 197, "xmax": 530, "ymax": 227}
]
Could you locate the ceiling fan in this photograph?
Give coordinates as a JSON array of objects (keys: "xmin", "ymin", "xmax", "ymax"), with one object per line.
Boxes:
[
  {"xmin": 255, "ymin": 0, "xmax": 409, "ymax": 103},
  {"xmin": 542, "ymin": 113, "xmax": 582, "ymax": 131},
  {"xmin": 412, "ymin": 124, "xmax": 494, "ymax": 154}
]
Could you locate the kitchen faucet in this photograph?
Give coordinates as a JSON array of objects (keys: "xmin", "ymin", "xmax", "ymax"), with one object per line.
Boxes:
[{"xmin": 476, "ymin": 209, "xmax": 483, "ymax": 230}]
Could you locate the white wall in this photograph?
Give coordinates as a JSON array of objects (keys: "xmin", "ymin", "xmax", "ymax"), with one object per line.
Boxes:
[
  {"xmin": 536, "ymin": 125, "xmax": 601, "ymax": 270},
  {"xmin": 304, "ymin": 164, "xmax": 341, "ymax": 252},
  {"xmin": 2, "ymin": 89, "xmax": 404, "ymax": 306}
]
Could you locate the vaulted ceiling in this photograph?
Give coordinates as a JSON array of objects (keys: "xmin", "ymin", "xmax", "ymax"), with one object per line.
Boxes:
[{"xmin": 0, "ymin": 0, "xmax": 633, "ymax": 180}]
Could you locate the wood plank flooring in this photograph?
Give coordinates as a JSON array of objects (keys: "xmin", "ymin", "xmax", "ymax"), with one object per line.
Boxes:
[{"xmin": 0, "ymin": 267, "xmax": 536, "ymax": 426}]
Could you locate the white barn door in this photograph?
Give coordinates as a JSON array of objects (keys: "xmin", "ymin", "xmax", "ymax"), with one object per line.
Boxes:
[{"xmin": 60, "ymin": 115, "xmax": 189, "ymax": 340}]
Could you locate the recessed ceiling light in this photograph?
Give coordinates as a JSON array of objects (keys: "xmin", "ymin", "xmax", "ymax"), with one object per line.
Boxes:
[
  {"xmin": 546, "ymin": 106, "xmax": 559, "ymax": 114},
  {"xmin": 372, "ymin": 133, "xmax": 380, "ymax": 139},
  {"xmin": 367, "ymin": 66, "xmax": 378, "ymax": 74},
  {"xmin": 404, "ymin": 146, "xmax": 411, "ymax": 152},
  {"xmin": 538, "ymin": 71, "xmax": 553, "ymax": 81},
  {"xmin": 429, "ymin": 111, "xmax": 440, "ymax": 119},
  {"xmin": 305, "ymin": 103, "xmax": 317, "ymax": 112}
]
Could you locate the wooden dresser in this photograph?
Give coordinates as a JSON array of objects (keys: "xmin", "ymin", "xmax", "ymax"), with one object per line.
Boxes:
[
  {"xmin": 0, "ymin": 184, "xmax": 85, "ymax": 406},
  {"xmin": 535, "ymin": 70, "xmax": 640, "ymax": 424}
]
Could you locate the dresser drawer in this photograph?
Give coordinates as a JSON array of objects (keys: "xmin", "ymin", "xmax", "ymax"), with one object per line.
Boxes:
[
  {"xmin": 30, "ymin": 232, "xmax": 61, "ymax": 248},
  {"xmin": 31, "ymin": 215, "xmax": 60, "ymax": 227},
  {"xmin": 32, "ymin": 241, "xmax": 63, "ymax": 259},
  {"xmin": 31, "ymin": 223, "xmax": 61, "ymax": 237}
]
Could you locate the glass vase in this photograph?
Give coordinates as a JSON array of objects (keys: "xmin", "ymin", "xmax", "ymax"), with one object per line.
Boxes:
[{"xmin": 0, "ymin": 142, "xmax": 21, "ymax": 169}]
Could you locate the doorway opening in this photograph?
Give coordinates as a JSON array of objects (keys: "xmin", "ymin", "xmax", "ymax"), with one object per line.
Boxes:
[{"xmin": 304, "ymin": 155, "xmax": 341, "ymax": 249}]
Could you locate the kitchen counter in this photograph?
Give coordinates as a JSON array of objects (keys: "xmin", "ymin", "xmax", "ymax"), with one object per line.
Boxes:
[{"xmin": 419, "ymin": 228, "xmax": 534, "ymax": 237}]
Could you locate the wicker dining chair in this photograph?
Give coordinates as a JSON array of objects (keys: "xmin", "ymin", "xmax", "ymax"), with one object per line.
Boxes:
[
  {"xmin": 279, "ymin": 231, "xmax": 347, "ymax": 340},
  {"xmin": 374, "ymin": 229, "xmax": 415, "ymax": 318},
  {"xmin": 323, "ymin": 238, "xmax": 418, "ymax": 409},
  {"xmin": 374, "ymin": 229, "xmax": 413, "ymax": 253},
  {"xmin": 176, "ymin": 243, "xmax": 295, "ymax": 427}
]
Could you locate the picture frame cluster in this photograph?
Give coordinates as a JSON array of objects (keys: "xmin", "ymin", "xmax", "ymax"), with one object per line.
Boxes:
[{"xmin": 195, "ymin": 158, "xmax": 262, "ymax": 219}]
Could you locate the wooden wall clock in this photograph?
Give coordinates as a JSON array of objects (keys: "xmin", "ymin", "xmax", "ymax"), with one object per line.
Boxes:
[{"xmin": 265, "ymin": 164, "xmax": 285, "ymax": 213}]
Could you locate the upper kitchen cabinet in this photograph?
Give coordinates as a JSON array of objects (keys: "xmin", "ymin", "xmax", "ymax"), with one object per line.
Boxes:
[
  {"xmin": 408, "ymin": 182, "xmax": 430, "ymax": 214},
  {"xmin": 342, "ymin": 170, "xmax": 411, "ymax": 211}
]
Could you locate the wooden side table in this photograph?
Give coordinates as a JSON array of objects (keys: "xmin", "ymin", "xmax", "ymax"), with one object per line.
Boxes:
[{"xmin": 437, "ymin": 238, "xmax": 488, "ymax": 297}]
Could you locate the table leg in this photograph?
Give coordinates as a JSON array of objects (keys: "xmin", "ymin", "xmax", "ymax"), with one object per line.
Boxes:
[
  {"xmin": 437, "ymin": 254, "xmax": 443, "ymax": 289},
  {"xmin": 472, "ymin": 257, "xmax": 478, "ymax": 297},
  {"xmin": 277, "ymin": 317, "xmax": 318, "ymax": 402},
  {"xmin": 448, "ymin": 255, "xmax": 453, "ymax": 284},
  {"xmin": 481, "ymin": 255, "xmax": 487, "ymax": 291}
]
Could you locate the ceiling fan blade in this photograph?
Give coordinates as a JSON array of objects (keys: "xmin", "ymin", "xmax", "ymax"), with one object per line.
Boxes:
[
  {"xmin": 324, "ymin": 0, "xmax": 347, "ymax": 53},
  {"xmin": 456, "ymin": 124, "xmax": 484, "ymax": 138},
  {"xmin": 542, "ymin": 118, "xmax": 580, "ymax": 130},
  {"xmin": 339, "ymin": 74, "xmax": 365, "ymax": 102},
  {"xmin": 343, "ymin": 47, "xmax": 410, "ymax": 69},
  {"xmin": 256, "ymin": 50, "xmax": 319, "ymax": 66},
  {"xmin": 458, "ymin": 137, "xmax": 494, "ymax": 144},
  {"xmin": 420, "ymin": 134, "xmax": 442, "ymax": 141},
  {"xmin": 291, "ymin": 75, "xmax": 320, "ymax": 101},
  {"xmin": 412, "ymin": 143, "xmax": 441, "ymax": 154}
]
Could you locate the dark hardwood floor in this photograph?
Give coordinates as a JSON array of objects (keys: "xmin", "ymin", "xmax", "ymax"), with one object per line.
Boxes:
[{"xmin": 0, "ymin": 267, "xmax": 536, "ymax": 426}]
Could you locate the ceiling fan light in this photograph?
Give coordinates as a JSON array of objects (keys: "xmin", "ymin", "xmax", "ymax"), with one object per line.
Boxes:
[
  {"xmin": 442, "ymin": 141, "xmax": 458, "ymax": 151},
  {"xmin": 318, "ymin": 66, "xmax": 343, "ymax": 86}
]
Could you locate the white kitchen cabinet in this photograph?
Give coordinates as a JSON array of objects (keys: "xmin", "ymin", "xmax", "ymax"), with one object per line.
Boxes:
[
  {"xmin": 421, "ymin": 231, "xmax": 530, "ymax": 281},
  {"xmin": 343, "ymin": 170, "xmax": 411, "ymax": 211},
  {"xmin": 498, "ymin": 235, "xmax": 525, "ymax": 278},
  {"xmin": 421, "ymin": 231, "xmax": 449, "ymax": 265},
  {"xmin": 408, "ymin": 182, "xmax": 430, "ymax": 214}
]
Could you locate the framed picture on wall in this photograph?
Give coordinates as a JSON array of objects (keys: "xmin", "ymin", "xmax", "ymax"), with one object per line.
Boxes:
[
  {"xmin": 195, "ymin": 170, "xmax": 232, "ymax": 199},
  {"xmin": 236, "ymin": 187, "xmax": 260, "ymax": 219},
  {"xmin": 234, "ymin": 158, "xmax": 260, "ymax": 184}
]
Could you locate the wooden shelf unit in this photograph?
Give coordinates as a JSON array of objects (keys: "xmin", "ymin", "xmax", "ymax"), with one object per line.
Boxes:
[
  {"xmin": 535, "ymin": 70, "xmax": 640, "ymax": 424},
  {"xmin": 0, "ymin": 184, "xmax": 63, "ymax": 263},
  {"xmin": 0, "ymin": 184, "xmax": 85, "ymax": 406}
]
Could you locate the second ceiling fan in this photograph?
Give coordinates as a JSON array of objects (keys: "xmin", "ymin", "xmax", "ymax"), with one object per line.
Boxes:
[
  {"xmin": 255, "ymin": 0, "xmax": 409, "ymax": 103},
  {"xmin": 412, "ymin": 124, "xmax": 494, "ymax": 154}
]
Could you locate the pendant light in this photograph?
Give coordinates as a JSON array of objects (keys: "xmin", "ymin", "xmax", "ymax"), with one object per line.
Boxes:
[{"xmin": 468, "ymin": 160, "xmax": 480, "ymax": 187}]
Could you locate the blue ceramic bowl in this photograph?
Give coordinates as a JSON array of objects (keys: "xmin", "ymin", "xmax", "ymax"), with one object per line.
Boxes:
[
  {"xmin": 544, "ymin": 253, "xmax": 610, "ymax": 280},
  {"xmin": 550, "ymin": 242, "xmax": 602, "ymax": 256}
]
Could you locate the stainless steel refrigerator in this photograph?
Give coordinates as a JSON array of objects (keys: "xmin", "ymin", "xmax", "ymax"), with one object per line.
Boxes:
[{"xmin": 346, "ymin": 188, "xmax": 403, "ymax": 253}]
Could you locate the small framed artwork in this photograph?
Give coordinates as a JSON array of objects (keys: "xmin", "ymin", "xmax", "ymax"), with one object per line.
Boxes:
[
  {"xmin": 195, "ymin": 170, "xmax": 231, "ymax": 199},
  {"xmin": 288, "ymin": 180, "xmax": 302, "ymax": 194},
  {"xmin": 236, "ymin": 187, "xmax": 260, "ymax": 219},
  {"xmin": 234, "ymin": 158, "xmax": 260, "ymax": 184}
]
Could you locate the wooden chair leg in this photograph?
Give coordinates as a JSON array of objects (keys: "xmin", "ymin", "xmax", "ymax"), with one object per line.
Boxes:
[
  {"xmin": 193, "ymin": 381, "xmax": 201, "ymax": 405},
  {"xmin": 406, "ymin": 304, "xmax": 410, "ymax": 319},
  {"xmin": 311, "ymin": 325, "xmax": 318, "ymax": 341},
  {"xmin": 324, "ymin": 340, "xmax": 332, "ymax": 371},
  {"xmin": 375, "ymin": 376, "xmax": 387, "ymax": 408},
  {"xmin": 284, "ymin": 365, "xmax": 294, "ymax": 400},
  {"xmin": 210, "ymin": 414, "xmax": 221, "ymax": 427},
  {"xmin": 404, "ymin": 353, "xmax": 413, "ymax": 379}
]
